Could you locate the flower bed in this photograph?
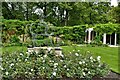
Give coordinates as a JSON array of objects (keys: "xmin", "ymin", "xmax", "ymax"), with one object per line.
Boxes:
[{"xmin": 1, "ymin": 49, "xmax": 109, "ymax": 80}]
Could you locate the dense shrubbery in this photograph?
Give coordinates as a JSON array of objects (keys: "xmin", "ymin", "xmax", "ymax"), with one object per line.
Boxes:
[
  {"xmin": 86, "ymin": 41, "xmax": 108, "ymax": 47},
  {"xmin": 1, "ymin": 49, "xmax": 109, "ymax": 80},
  {"xmin": 31, "ymin": 25, "xmax": 86, "ymax": 44},
  {"xmin": 28, "ymin": 38, "xmax": 73, "ymax": 47},
  {"xmin": 54, "ymin": 26, "xmax": 86, "ymax": 44},
  {"xmin": 10, "ymin": 35, "xmax": 20, "ymax": 43},
  {"xmin": 2, "ymin": 19, "xmax": 120, "ymax": 46}
]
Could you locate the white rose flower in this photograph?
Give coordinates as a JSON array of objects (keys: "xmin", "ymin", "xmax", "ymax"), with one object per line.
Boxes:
[
  {"xmin": 91, "ymin": 60, "xmax": 93, "ymax": 62},
  {"xmin": 64, "ymin": 65, "xmax": 67, "ymax": 68},
  {"xmin": 41, "ymin": 57, "xmax": 43, "ymax": 59},
  {"xmin": 54, "ymin": 63, "xmax": 58, "ymax": 66},
  {"xmin": 43, "ymin": 54, "xmax": 47, "ymax": 58},
  {"xmin": 67, "ymin": 68, "xmax": 69, "ymax": 71},
  {"xmin": 10, "ymin": 63, "xmax": 14, "ymax": 66},
  {"xmin": 43, "ymin": 67, "xmax": 45, "ymax": 69},
  {"xmin": 85, "ymin": 68, "xmax": 87, "ymax": 70},
  {"xmin": 29, "ymin": 72, "xmax": 32, "ymax": 75},
  {"xmin": 75, "ymin": 53, "xmax": 79, "ymax": 56},
  {"xmin": 90, "ymin": 56, "xmax": 93, "ymax": 60},
  {"xmin": 97, "ymin": 56, "xmax": 101, "ymax": 61},
  {"xmin": 49, "ymin": 60, "xmax": 52, "ymax": 62},
  {"xmin": 60, "ymin": 53, "xmax": 64, "ymax": 57},
  {"xmin": 25, "ymin": 59, "xmax": 27, "ymax": 61},
  {"xmin": 88, "ymin": 71, "xmax": 90, "ymax": 74},
  {"xmin": 31, "ymin": 69, "xmax": 33, "ymax": 71},
  {"xmin": 52, "ymin": 72, "xmax": 56, "ymax": 76},
  {"xmin": 54, "ymin": 65, "xmax": 57, "ymax": 68},
  {"xmin": 25, "ymin": 72, "xmax": 27, "ymax": 74},
  {"xmin": 82, "ymin": 69, "xmax": 84, "ymax": 71},
  {"xmin": 54, "ymin": 68, "xmax": 57, "ymax": 71},
  {"xmin": 98, "ymin": 64, "xmax": 101, "ymax": 67},
  {"xmin": 93, "ymin": 59, "xmax": 96, "ymax": 61},
  {"xmin": 79, "ymin": 61, "xmax": 82, "ymax": 64},
  {"xmin": 0, "ymin": 66, "xmax": 3, "ymax": 70},
  {"xmin": 52, "ymin": 60, "xmax": 54, "ymax": 62},
  {"xmin": 20, "ymin": 53, "xmax": 23, "ymax": 56},
  {"xmin": 5, "ymin": 72, "xmax": 9, "ymax": 75},
  {"xmin": 60, "ymin": 60, "xmax": 63, "ymax": 62},
  {"xmin": 82, "ymin": 61, "xmax": 85, "ymax": 64},
  {"xmin": 83, "ymin": 72, "xmax": 85, "ymax": 76},
  {"xmin": 42, "ymin": 60, "xmax": 45, "ymax": 63},
  {"xmin": 19, "ymin": 60, "xmax": 21, "ymax": 62},
  {"xmin": 26, "ymin": 52, "xmax": 29, "ymax": 54}
]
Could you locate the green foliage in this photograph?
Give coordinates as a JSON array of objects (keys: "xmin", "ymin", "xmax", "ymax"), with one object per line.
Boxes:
[
  {"xmin": 1, "ymin": 49, "xmax": 109, "ymax": 79},
  {"xmin": 94, "ymin": 23, "xmax": 120, "ymax": 34},
  {"xmin": 108, "ymin": 6, "xmax": 120, "ymax": 23},
  {"xmin": 87, "ymin": 41, "xmax": 108, "ymax": 47},
  {"xmin": 10, "ymin": 35, "xmax": 20, "ymax": 43},
  {"xmin": 35, "ymin": 38, "xmax": 53, "ymax": 47},
  {"xmin": 30, "ymin": 38, "xmax": 72, "ymax": 47},
  {"xmin": 2, "ymin": 19, "xmax": 120, "ymax": 45},
  {"xmin": 2, "ymin": 2, "xmax": 111, "ymax": 26},
  {"xmin": 55, "ymin": 25, "xmax": 86, "ymax": 44}
]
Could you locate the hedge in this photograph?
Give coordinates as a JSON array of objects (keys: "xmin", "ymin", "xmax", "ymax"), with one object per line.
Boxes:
[{"xmin": 1, "ymin": 19, "xmax": 120, "ymax": 44}]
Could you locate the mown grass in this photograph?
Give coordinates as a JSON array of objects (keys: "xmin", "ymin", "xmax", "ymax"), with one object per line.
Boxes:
[
  {"xmin": 1, "ymin": 46, "xmax": 119, "ymax": 74},
  {"xmin": 1, "ymin": 46, "xmax": 27, "ymax": 53}
]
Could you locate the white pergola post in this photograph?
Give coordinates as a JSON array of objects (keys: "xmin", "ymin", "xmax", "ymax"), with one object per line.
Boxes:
[
  {"xmin": 85, "ymin": 30, "xmax": 87, "ymax": 43},
  {"xmin": 88, "ymin": 30, "xmax": 91, "ymax": 43},
  {"xmin": 103, "ymin": 33, "xmax": 106, "ymax": 44},
  {"xmin": 114, "ymin": 33, "xmax": 117, "ymax": 45},
  {"xmin": 85, "ymin": 28, "xmax": 93, "ymax": 43}
]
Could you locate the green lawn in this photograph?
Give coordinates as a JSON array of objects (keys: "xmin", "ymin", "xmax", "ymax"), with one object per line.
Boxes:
[
  {"xmin": 1, "ymin": 46, "xmax": 119, "ymax": 74},
  {"xmin": 2, "ymin": 46, "xmax": 27, "ymax": 53}
]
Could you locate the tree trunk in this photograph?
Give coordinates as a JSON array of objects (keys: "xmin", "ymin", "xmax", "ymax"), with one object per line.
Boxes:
[
  {"xmin": 65, "ymin": 9, "xmax": 68, "ymax": 26},
  {"xmin": 26, "ymin": 2, "xmax": 29, "ymax": 21}
]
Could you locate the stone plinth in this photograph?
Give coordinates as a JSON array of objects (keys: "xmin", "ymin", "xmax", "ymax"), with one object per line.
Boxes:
[{"xmin": 27, "ymin": 47, "xmax": 63, "ymax": 57}]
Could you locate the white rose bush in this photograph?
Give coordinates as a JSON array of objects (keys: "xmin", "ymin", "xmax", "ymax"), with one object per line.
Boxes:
[{"xmin": 1, "ymin": 49, "xmax": 109, "ymax": 79}]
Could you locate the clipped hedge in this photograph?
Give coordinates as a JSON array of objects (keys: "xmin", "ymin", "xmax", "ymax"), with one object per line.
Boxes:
[
  {"xmin": 52, "ymin": 25, "xmax": 86, "ymax": 44},
  {"xmin": 2, "ymin": 19, "xmax": 120, "ymax": 45}
]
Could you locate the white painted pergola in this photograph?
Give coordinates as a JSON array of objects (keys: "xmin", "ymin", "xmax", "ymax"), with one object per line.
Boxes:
[
  {"xmin": 85, "ymin": 28, "xmax": 93, "ymax": 43},
  {"xmin": 85, "ymin": 28, "xmax": 117, "ymax": 46},
  {"xmin": 103, "ymin": 33, "xmax": 117, "ymax": 45}
]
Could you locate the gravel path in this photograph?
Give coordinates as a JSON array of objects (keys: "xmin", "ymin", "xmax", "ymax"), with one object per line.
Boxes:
[{"xmin": 93, "ymin": 71, "xmax": 120, "ymax": 80}]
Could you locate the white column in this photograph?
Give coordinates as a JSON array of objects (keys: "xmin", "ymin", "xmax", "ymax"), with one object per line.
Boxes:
[
  {"xmin": 114, "ymin": 33, "xmax": 117, "ymax": 46},
  {"xmin": 88, "ymin": 30, "xmax": 91, "ymax": 43},
  {"xmin": 103, "ymin": 33, "xmax": 106, "ymax": 44}
]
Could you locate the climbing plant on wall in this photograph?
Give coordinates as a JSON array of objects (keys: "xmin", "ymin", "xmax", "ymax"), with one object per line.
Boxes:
[{"xmin": 93, "ymin": 23, "xmax": 120, "ymax": 34}]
